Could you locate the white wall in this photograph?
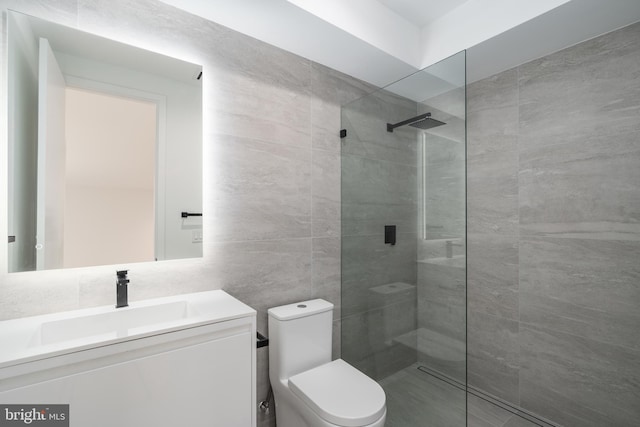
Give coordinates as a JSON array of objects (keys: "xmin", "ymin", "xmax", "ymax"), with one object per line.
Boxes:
[
  {"xmin": 57, "ymin": 52, "xmax": 202, "ymax": 261},
  {"xmin": 63, "ymin": 87, "xmax": 156, "ymax": 268},
  {"xmin": 285, "ymin": 0, "xmax": 421, "ymax": 66}
]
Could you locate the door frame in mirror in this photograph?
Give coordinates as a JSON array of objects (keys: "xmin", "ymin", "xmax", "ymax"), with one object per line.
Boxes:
[{"xmin": 4, "ymin": 10, "xmax": 203, "ymax": 274}]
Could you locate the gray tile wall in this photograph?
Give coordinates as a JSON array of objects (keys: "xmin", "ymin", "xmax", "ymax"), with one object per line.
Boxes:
[
  {"xmin": 0, "ymin": 1, "xmax": 374, "ymax": 426},
  {"xmin": 467, "ymin": 21, "xmax": 640, "ymax": 427},
  {"xmin": 416, "ymin": 86, "xmax": 467, "ymax": 382},
  {"xmin": 340, "ymin": 88, "xmax": 418, "ymax": 380}
]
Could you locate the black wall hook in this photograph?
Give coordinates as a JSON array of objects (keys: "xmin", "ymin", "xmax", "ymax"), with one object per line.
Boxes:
[{"xmin": 181, "ymin": 212, "xmax": 203, "ymax": 218}]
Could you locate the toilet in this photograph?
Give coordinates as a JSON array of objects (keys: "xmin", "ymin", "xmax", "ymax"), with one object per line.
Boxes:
[{"xmin": 268, "ymin": 299, "xmax": 386, "ymax": 427}]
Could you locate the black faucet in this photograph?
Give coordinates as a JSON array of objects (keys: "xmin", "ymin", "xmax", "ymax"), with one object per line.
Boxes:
[{"xmin": 116, "ymin": 270, "xmax": 130, "ymax": 308}]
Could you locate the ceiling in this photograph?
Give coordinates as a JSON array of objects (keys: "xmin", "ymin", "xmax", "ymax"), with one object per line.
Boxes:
[
  {"xmin": 377, "ymin": 0, "xmax": 469, "ymax": 27},
  {"xmin": 156, "ymin": 0, "xmax": 640, "ymax": 90}
]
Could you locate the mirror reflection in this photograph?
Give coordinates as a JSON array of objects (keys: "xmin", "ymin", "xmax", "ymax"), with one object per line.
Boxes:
[{"xmin": 7, "ymin": 11, "xmax": 203, "ymax": 272}]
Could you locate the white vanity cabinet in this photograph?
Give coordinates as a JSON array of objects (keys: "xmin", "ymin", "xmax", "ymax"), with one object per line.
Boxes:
[{"xmin": 0, "ymin": 291, "xmax": 257, "ymax": 427}]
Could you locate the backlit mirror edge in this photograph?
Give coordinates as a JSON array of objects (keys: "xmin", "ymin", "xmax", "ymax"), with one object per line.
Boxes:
[{"xmin": 1, "ymin": 9, "xmax": 10, "ymax": 275}]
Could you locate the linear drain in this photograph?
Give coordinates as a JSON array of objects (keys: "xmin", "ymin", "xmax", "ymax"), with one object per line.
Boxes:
[{"xmin": 415, "ymin": 365, "xmax": 560, "ymax": 427}]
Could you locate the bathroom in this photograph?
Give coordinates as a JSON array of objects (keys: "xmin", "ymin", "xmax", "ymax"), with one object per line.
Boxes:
[{"xmin": 0, "ymin": 0, "xmax": 639, "ymax": 426}]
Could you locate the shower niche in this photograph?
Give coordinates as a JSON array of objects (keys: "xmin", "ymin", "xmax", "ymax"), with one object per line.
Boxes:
[{"xmin": 341, "ymin": 50, "xmax": 466, "ymax": 426}]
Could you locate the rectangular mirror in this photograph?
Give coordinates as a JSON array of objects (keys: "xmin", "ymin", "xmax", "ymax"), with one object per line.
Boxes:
[{"xmin": 7, "ymin": 11, "xmax": 203, "ymax": 272}]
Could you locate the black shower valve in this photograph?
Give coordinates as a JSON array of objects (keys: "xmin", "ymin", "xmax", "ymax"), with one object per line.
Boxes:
[{"xmin": 385, "ymin": 225, "xmax": 396, "ymax": 246}]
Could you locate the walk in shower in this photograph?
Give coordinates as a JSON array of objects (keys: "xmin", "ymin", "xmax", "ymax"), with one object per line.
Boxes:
[{"xmin": 340, "ymin": 51, "xmax": 467, "ymax": 426}]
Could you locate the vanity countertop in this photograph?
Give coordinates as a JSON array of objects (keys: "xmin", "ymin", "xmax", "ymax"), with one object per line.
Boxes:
[{"xmin": 0, "ymin": 290, "xmax": 255, "ymax": 369}]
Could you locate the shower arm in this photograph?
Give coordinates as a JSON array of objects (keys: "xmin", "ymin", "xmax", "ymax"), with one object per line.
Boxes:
[{"xmin": 386, "ymin": 113, "xmax": 431, "ymax": 133}]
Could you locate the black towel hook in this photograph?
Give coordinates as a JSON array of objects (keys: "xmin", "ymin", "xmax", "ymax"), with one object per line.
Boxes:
[{"xmin": 181, "ymin": 212, "xmax": 203, "ymax": 218}]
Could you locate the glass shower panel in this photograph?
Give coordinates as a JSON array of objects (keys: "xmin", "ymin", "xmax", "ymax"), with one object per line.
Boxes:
[{"xmin": 341, "ymin": 50, "xmax": 466, "ymax": 427}]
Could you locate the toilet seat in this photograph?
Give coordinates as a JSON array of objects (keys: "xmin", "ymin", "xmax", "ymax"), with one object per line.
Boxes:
[{"xmin": 288, "ymin": 359, "xmax": 386, "ymax": 427}]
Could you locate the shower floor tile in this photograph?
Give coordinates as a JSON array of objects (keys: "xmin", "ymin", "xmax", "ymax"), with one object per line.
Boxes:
[
  {"xmin": 468, "ymin": 394, "xmax": 543, "ymax": 427},
  {"xmin": 379, "ymin": 364, "xmax": 544, "ymax": 427},
  {"xmin": 379, "ymin": 363, "xmax": 466, "ymax": 427}
]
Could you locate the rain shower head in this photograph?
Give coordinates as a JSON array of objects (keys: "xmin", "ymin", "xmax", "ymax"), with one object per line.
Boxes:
[{"xmin": 386, "ymin": 113, "xmax": 446, "ymax": 133}]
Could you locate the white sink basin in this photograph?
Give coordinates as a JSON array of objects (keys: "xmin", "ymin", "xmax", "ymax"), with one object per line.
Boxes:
[
  {"xmin": 0, "ymin": 290, "xmax": 256, "ymax": 368},
  {"xmin": 39, "ymin": 300, "xmax": 188, "ymax": 345}
]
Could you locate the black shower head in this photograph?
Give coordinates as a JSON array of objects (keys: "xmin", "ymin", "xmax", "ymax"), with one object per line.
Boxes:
[
  {"xmin": 387, "ymin": 113, "xmax": 446, "ymax": 133},
  {"xmin": 408, "ymin": 116, "xmax": 446, "ymax": 130}
]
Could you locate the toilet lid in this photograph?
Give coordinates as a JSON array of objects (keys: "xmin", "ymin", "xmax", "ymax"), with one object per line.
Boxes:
[{"xmin": 288, "ymin": 359, "xmax": 386, "ymax": 427}]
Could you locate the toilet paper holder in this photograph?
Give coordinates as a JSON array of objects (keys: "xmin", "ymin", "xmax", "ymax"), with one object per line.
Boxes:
[{"xmin": 257, "ymin": 331, "xmax": 269, "ymax": 348}]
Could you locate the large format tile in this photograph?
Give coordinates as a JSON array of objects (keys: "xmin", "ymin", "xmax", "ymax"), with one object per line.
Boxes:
[
  {"xmin": 311, "ymin": 93, "xmax": 341, "ymax": 154},
  {"xmin": 210, "ymin": 134, "xmax": 311, "ymax": 200},
  {"xmin": 502, "ymin": 417, "xmax": 541, "ymax": 427},
  {"xmin": 310, "ymin": 237, "xmax": 341, "ymax": 319},
  {"xmin": 419, "ymin": 105, "xmax": 466, "ymax": 146},
  {"xmin": 467, "ymin": 68, "xmax": 518, "ymax": 159},
  {"xmin": 341, "ymin": 233, "xmax": 417, "ymax": 317},
  {"xmin": 519, "ymin": 236, "xmax": 640, "ymax": 350},
  {"xmin": 464, "ymin": 22, "xmax": 640, "ymax": 427},
  {"xmin": 467, "ymin": 150, "xmax": 518, "ymax": 236},
  {"xmin": 342, "ymin": 154, "xmax": 417, "ymax": 207},
  {"xmin": 519, "ymin": 21, "xmax": 640, "ymax": 146},
  {"xmin": 311, "ymin": 62, "xmax": 374, "ymax": 153},
  {"xmin": 341, "ymin": 88, "xmax": 418, "ymax": 167},
  {"xmin": 467, "ymin": 233, "xmax": 519, "ymax": 320},
  {"xmin": 519, "ymin": 131, "xmax": 640, "ymax": 240},
  {"xmin": 206, "ymin": 195, "xmax": 310, "ymax": 244},
  {"xmin": 343, "ymin": 86, "xmax": 416, "ymax": 136},
  {"xmin": 467, "ymin": 68, "xmax": 518, "ymax": 236},
  {"xmin": 332, "ymin": 319, "xmax": 341, "ymax": 360},
  {"xmin": 312, "ymin": 149, "xmax": 340, "ymax": 238},
  {"xmin": 311, "ymin": 63, "xmax": 373, "ymax": 107},
  {"xmin": 341, "ymin": 118, "xmax": 418, "ymax": 167},
  {"xmin": 77, "ymin": 257, "xmax": 208, "ymax": 308},
  {"xmin": 207, "ymin": 134, "xmax": 311, "ymax": 242},
  {"xmin": 340, "ymin": 311, "xmax": 372, "ymax": 364},
  {"xmin": 341, "ymin": 300, "xmax": 416, "ymax": 374},
  {"xmin": 342, "ymin": 201, "xmax": 417, "ymax": 238},
  {"xmin": 78, "ymin": 0, "xmax": 221, "ymax": 60},
  {"xmin": 423, "ymin": 133, "xmax": 466, "ymax": 166},
  {"xmin": 380, "ymin": 367, "xmax": 466, "ymax": 427},
  {"xmin": 210, "ymin": 24, "xmax": 312, "ymax": 93},
  {"xmin": 341, "ymin": 147, "xmax": 417, "ymax": 240},
  {"xmin": 204, "ymin": 238, "xmax": 312, "ymax": 332},
  {"xmin": 417, "ymin": 262, "xmax": 466, "ymax": 342},
  {"xmin": 212, "ymin": 70, "xmax": 312, "ymax": 149},
  {"xmin": 467, "ymin": 311, "xmax": 520, "ymax": 405},
  {"xmin": 467, "ymin": 68, "xmax": 518, "ymax": 115},
  {"xmin": 520, "ymin": 324, "xmax": 640, "ymax": 427},
  {"xmin": 421, "ymin": 86, "xmax": 466, "ymax": 125},
  {"xmin": 467, "ymin": 394, "xmax": 515, "ymax": 427},
  {"xmin": 341, "ymin": 313, "xmax": 416, "ymax": 380},
  {"xmin": 0, "ymin": 269, "xmax": 80, "ymax": 320},
  {"xmin": 423, "ymin": 155, "xmax": 466, "ymax": 238},
  {"xmin": 467, "ymin": 69, "xmax": 518, "ymax": 236}
]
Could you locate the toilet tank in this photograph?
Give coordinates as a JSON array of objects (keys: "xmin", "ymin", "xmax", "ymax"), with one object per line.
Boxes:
[{"xmin": 268, "ymin": 299, "xmax": 333, "ymax": 381}]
